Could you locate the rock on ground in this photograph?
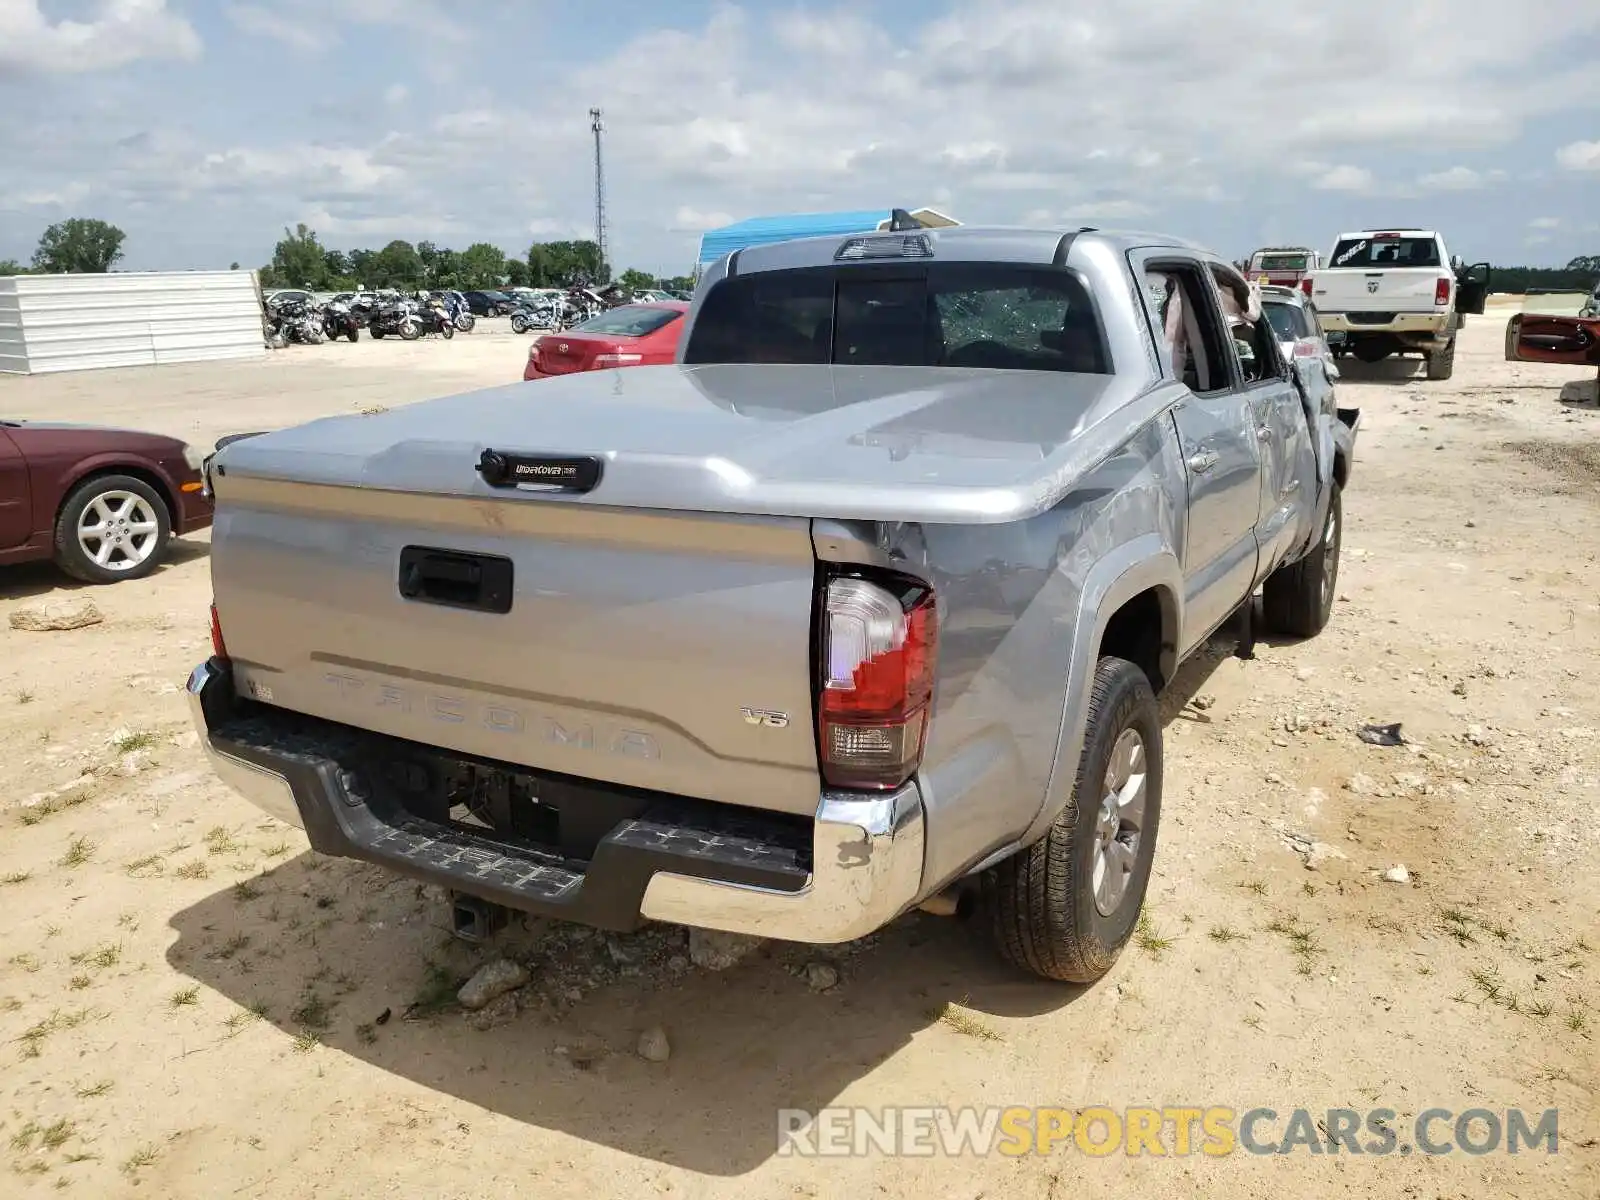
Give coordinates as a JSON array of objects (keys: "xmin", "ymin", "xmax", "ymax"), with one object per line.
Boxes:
[
  {"xmin": 1382, "ymin": 865, "xmax": 1412, "ymax": 884},
  {"xmin": 688, "ymin": 928, "xmax": 763, "ymax": 971},
  {"xmin": 9, "ymin": 598, "xmax": 104, "ymax": 632},
  {"xmin": 804, "ymin": 962, "xmax": 839, "ymax": 991},
  {"xmin": 637, "ymin": 1025, "xmax": 671, "ymax": 1063},
  {"xmin": 457, "ymin": 958, "xmax": 530, "ymax": 1010}
]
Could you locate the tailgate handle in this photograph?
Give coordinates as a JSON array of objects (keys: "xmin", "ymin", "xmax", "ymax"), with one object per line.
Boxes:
[
  {"xmin": 478, "ymin": 449, "xmax": 602, "ymax": 492},
  {"xmin": 398, "ymin": 547, "xmax": 513, "ymax": 614}
]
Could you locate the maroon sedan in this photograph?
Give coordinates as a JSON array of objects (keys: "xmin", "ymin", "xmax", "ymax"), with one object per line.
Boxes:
[
  {"xmin": 0, "ymin": 420, "xmax": 213, "ymax": 584},
  {"xmin": 524, "ymin": 301, "xmax": 690, "ymax": 381}
]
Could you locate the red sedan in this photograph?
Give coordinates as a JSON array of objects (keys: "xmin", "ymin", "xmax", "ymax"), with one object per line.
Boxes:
[
  {"xmin": 524, "ymin": 301, "xmax": 690, "ymax": 381},
  {"xmin": 0, "ymin": 419, "xmax": 212, "ymax": 584}
]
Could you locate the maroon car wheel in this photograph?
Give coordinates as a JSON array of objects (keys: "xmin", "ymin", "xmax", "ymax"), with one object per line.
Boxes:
[{"xmin": 53, "ymin": 474, "xmax": 173, "ymax": 584}]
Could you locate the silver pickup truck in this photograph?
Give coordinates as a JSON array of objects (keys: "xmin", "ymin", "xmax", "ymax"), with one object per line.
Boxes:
[{"xmin": 188, "ymin": 227, "xmax": 1358, "ymax": 984}]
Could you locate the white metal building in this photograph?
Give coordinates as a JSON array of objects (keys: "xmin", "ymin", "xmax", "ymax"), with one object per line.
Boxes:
[{"xmin": 0, "ymin": 270, "xmax": 265, "ymax": 375}]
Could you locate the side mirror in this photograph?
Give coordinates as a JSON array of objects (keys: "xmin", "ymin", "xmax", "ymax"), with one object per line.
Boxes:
[{"xmin": 1451, "ymin": 255, "xmax": 1463, "ymax": 270}]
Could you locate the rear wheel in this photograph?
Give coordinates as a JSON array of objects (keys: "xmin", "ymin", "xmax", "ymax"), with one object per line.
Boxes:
[
  {"xmin": 1425, "ymin": 335, "xmax": 1457, "ymax": 380},
  {"xmin": 53, "ymin": 474, "xmax": 172, "ymax": 584},
  {"xmin": 510, "ymin": 313, "xmax": 529, "ymax": 334},
  {"xmin": 982, "ymin": 656, "xmax": 1162, "ymax": 983},
  {"xmin": 440, "ymin": 322, "xmax": 454, "ymax": 339},
  {"xmin": 399, "ymin": 320, "xmax": 420, "ymax": 341},
  {"xmin": 1263, "ymin": 484, "xmax": 1342, "ymax": 637},
  {"xmin": 370, "ymin": 328, "xmax": 384, "ymax": 339}
]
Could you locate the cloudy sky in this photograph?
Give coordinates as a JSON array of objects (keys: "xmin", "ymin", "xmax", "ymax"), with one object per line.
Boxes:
[{"xmin": 2, "ymin": 0, "xmax": 1598, "ymax": 276}]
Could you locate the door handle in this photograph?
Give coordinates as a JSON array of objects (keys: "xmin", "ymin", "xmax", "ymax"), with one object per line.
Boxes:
[{"xmin": 1187, "ymin": 450, "xmax": 1219, "ymax": 474}]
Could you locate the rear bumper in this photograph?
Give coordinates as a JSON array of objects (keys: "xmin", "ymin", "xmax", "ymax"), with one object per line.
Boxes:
[
  {"xmin": 186, "ymin": 658, "xmax": 925, "ymax": 943},
  {"xmin": 1318, "ymin": 311, "xmax": 1453, "ymax": 340}
]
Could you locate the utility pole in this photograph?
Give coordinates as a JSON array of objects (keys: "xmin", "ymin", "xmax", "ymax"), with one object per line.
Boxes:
[{"xmin": 589, "ymin": 107, "xmax": 608, "ymax": 282}]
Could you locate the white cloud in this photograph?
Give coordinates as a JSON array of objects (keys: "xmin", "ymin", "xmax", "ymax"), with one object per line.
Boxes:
[
  {"xmin": 1314, "ymin": 165, "xmax": 1375, "ymax": 192},
  {"xmin": 224, "ymin": 4, "xmax": 322, "ymax": 54},
  {"xmin": 1555, "ymin": 140, "xmax": 1600, "ymax": 171},
  {"xmin": 340, "ymin": 0, "xmax": 470, "ymax": 43},
  {"xmin": 671, "ymin": 207, "xmax": 735, "ymax": 232},
  {"xmin": 1418, "ymin": 166, "xmax": 1493, "ymax": 191},
  {"xmin": 1528, "ymin": 216, "xmax": 1562, "ymax": 229},
  {"xmin": 384, "ymin": 83, "xmax": 408, "ymax": 105},
  {"xmin": 0, "ymin": 0, "xmax": 201, "ymax": 74}
]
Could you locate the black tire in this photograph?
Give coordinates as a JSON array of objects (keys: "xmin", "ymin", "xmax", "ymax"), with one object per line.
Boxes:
[
  {"xmin": 510, "ymin": 314, "xmax": 529, "ymax": 334},
  {"xmin": 53, "ymin": 473, "xmax": 173, "ymax": 585},
  {"xmin": 398, "ymin": 320, "xmax": 420, "ymax": 341},
  {"xmin": 370, "ymin": 329, "xmax": 384, "ymax": 339},
  {"xmin": 1262, "ymin": 483, "xmax": 1342, "ymax": 637},
  {"xmin": 982, "ymin": 656, "xmax": 1163, "ymax": 983},
  {"xmin": 440, "ymin": 323, "xmax": 454, "ymax": 339},
  {"xmin": 346, "ymin": 327, "xmax": 359, "ymax": 343},
  {"xmin": 1426, "ymin": 335, "xmax": 1456, "ymax": 381}
]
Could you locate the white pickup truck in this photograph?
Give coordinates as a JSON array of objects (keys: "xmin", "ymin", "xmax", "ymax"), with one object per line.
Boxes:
[{"xmin": 1310, "ymin": 228, "xmax": 1490, "ymax": 380}]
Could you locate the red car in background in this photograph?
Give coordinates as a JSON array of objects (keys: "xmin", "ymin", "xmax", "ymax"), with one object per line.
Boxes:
[
  {"xmin": 524, "ymin": 301, "xmax": 690, "ymax": 381},
  {"xmin": 0, "ymin": 419, "xmax": 212, "ymax": 584}
]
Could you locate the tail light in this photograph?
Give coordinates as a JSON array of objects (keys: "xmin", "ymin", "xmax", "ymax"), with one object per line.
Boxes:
[
  {"xmin": 1300, "ymin": 278, "xmax": 1314, "ymax": 296},
  {"xmin": 1434, "ymin": 276, "xmax": 1452, "ymax": 306},
  {"xmin": 209, "ymin": 602, "xmax": 228, "ymax": 660},
  {"xmin": 593, "ymin": 352, "xmax": 643, "ymax": 367},
  {"xmin": 818, "ymin": 575, "xmax": 937, "ymax": 790},
  {"xmin": 1293, "ymin": 339, "xmax": 1320, "ymax": 358},
  {"xmin": 528, "ymin": 337, "xmax": 542, "ymax": 361}
]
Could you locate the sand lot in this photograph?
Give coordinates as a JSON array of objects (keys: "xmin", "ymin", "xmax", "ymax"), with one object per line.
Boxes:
[{"xmin": 0, "ymin": 314, "xmax": 1596, "ymax": 1198}]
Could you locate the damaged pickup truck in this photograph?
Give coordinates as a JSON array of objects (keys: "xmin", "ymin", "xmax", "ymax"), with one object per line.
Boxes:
[{"xmin": 188, "ymin": 227, "xmax": 1358, "ymax": 984}]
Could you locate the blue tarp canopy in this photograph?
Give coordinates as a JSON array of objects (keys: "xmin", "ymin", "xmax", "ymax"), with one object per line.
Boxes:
[{"xmin": 695, "ymin": 208, "xmax": 959, "ymax": 268}]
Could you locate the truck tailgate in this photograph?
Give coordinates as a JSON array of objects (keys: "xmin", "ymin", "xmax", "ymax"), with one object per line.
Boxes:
[
  {"xmin": 1314, "ymin": 268, "xmax": 1442, "ymax": 313},
  {"xmin": 210, "ymin": 475, "xmax": 822, "ymax": 815}
]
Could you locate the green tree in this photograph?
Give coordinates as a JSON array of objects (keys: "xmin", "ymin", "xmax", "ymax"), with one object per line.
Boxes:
[
  {"xmin": 660, "ymin": 275, "xmax": 695, "ymax": 294},
  {"xmin": 348, "ymin": 248, "xmax": 376, "ymax": 286},
  {"xmin": 504, "ymin": 259, "xmax": 530, "ymax": 288},
  {"xmin": 371, "ymin": 240, "xmax": 423, "ymax": 289},
  {"xmin": 459, "ymin": 242, "xmax": 507, "ymax": 289},
  {"xmin": 32, "ymin": 218, "xmax": 126, "ymax": 274},
  {"xmin": 323, "ymin": 249, "xmax": 351, "ymax": 279},
  {"xmin": 0, "ymin": 260, "xmax": 28, "ymax": 276},
  {"xmin": 618, "ymin": 268, "xmax": 657, "ymax": 292},
  {"xmin": 427, "ymin": 247, "xmax": 462, "ymax": 290},
  {"xmin": 526, "ymin": 239, "xmax": 605, "ymax": 286},
  {"xmin": 264, "ymin": 224, "xmax": 328, "ymax": 289}
]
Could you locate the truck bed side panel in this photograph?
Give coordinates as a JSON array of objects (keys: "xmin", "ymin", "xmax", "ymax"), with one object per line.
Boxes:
[{"xmin": 210, "ymin": 477, "xmax": 822, "ymax": 815}]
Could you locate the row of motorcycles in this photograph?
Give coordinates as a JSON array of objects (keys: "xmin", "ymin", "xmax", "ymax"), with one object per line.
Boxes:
[{"xmin": 263, "ymin": 291, "xmax": 475, "ymax": 348}]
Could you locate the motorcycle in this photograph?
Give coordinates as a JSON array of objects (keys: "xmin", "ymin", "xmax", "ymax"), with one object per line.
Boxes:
[
  {"xmin": 266, "ymin": 297, "xmax": 325, "ymax": 345},
  {"xmin": 367, "ymin": 298, "xmax": 421, "ymax": 340},
  {"xmin": 414, "ymin": 298, "xmax": 456, "ymax": 339},
  {"xmin": 322, "ymin": 301, "xmax": 361, "ymax": 342},
  {"xmin": 439, "ymin": 291, "xmax": 475, "ymax": 332}
]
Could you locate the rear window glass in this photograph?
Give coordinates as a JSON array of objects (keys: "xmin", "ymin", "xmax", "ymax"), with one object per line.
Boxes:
[
  {"xmin": 1263, "ymin": 301, "xmax": 1313, "ymax": 341},
  {"xmin": 1255, "ymin": 254, "xmax": 1308, "ymax": 272},
  {"xmin": 572, "ymin": 306, "xmax": 683, "ymax": 337},
  {"xmin": 1330, "ymin": 237, "xmax": 1441, "ymax": 269},
  {"xmin": 683, "ymin": 265, "xmax": 1107, "ymax": 373}
]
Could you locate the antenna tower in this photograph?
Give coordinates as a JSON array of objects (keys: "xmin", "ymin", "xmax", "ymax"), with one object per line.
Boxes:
[{"xmin": 589, "ymin": 107, "xmax": 608, "ymax": 280}]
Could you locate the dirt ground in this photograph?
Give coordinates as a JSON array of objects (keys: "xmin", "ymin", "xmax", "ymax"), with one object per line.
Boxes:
[{"xmin": 0, "ymin": 312, "xmax": 1596, "ymax": 1198}]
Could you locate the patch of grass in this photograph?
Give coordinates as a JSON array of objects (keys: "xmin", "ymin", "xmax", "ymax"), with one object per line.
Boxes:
[
  {"xmin": 291, "ymin": 991, "xmax": 332, "ymax": 1032},
  {"xmin": 1242, "ymin": 1015, "xmax": 1263, "ymax": 1030},
  {"xmin": 1565, "ymin": 1007, "xmax": 1588, "ymax": 1035},
  {"xmin": 215, "ymin": 934, "xmax": 250, "ymax": 960},
  {"xmin": 262, "ymin": 841, "xmax": 291, "ymax": 858},
  {"xmin": 1, "ymin": 871, "xmax": 29, "ymax": 885},
  {"xmin": 124, "ymin": 854, "xmax": 164, "ymax": 877},
  {"xmin": 10, "ymin": 953, "xmax": 41, "ymax": 973},
  {"xmin": 117, "ymin": 911, "xmax": 139, "ymax": 930},
  {"xmin": 174, "ymin": 859, "xmax": 209, "ymax": 880},
  {"xmin": 1134, "ymin": 912, "xmax": 1174, "ymax": 958},
  {"xmin": 222, "ymin": 1001, "xmax": 269, "ymax": 1039},
  {"xmin": 120, "ymin": 1144, "xmax": 159, "ymax": 1177},
  {"xmin": 10, "ymin": 1121, "xmax": 41, "ymax": 1152},
  {"xmin": 935, "ymin": 1000, "xmax": 1003, "ymax": 1042},
  {"xmin": 1238, "ymin": 880, "xmax": 1268, "ymax": 897},
  {"xmin": 291, "ymin": 1031, "xmax": 321, "ymax": 1053},
  {"xmin": 69, "ymin": 943, "xmax": 121, "ymax": 971},
  {"xmin": 112, "ymin": 729, "xmax": 159, "ymax": 753},
  {"xmin": 1208, "ymin": 925, "xmax": 1247, "ymax": 944},
  {"xmin": 44, "ymin": 924, "xmax": 61, "ymax": 939},
  {"xmin": 1439, "ymin": 908, "xmax": 1476, "ymax": 947},
  {"xmin": 16, "ymin": 690, "xmax": 34, "ymax": 704},
  {"xmin": 1301, "ymin": 882, "xmax": 1316, "ymax": 897},
  {"xmin": 408, "ymin": 961, "xmax": 459, "ymax": 1019},
  {"xmin": 74, "ymin": 1080, "xmax": 113, "ymax": 1099},
  {"xmin": 169, "ymin": 986, "xmax": 200, "ymax": 1009},
  {"xmin": 1266, "ymin": 917, "xmax": 1323, "ymax": 977},
  {"xmin": 40, "ymin": 1119, "xmax": 74, "ymax": 1151},
  {"xmin": 232, "ymin": 880, "xmax": 263, "ymax": 902},
  {"xmin": 16, "ymin": 1008, "xmax": 96, "ymax": 1058},
  {"xmin": 204, "ymin": 825, "xmax": 241, "ymax": 855},
  {"xmin": 68, "ymin": 975, "xmax": 92, "ymax": 991},
  {"xmin": 355, "ymin": 1022, "xmax": 378, "ymax": 1046},
  {"xmin": 59, "ymin": 836, "xmax": 95, "ymax": 869},
  {"xmin": 1468, "ymin": 967, "xmax": 1505, "ymax": 1004},
  {"xmin": 1527, "ymin": 999, "xmax": 1555, "ymax": 1019}
]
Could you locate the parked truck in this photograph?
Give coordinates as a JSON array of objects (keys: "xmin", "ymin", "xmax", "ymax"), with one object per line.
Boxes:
[
  {"xmin": 188, "ymin": 226, "xmax": 1358, "ymax": 984},
  {"xmin": 1309, "ymin": 227, "xmax": 1490, "ymax": 380}
]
